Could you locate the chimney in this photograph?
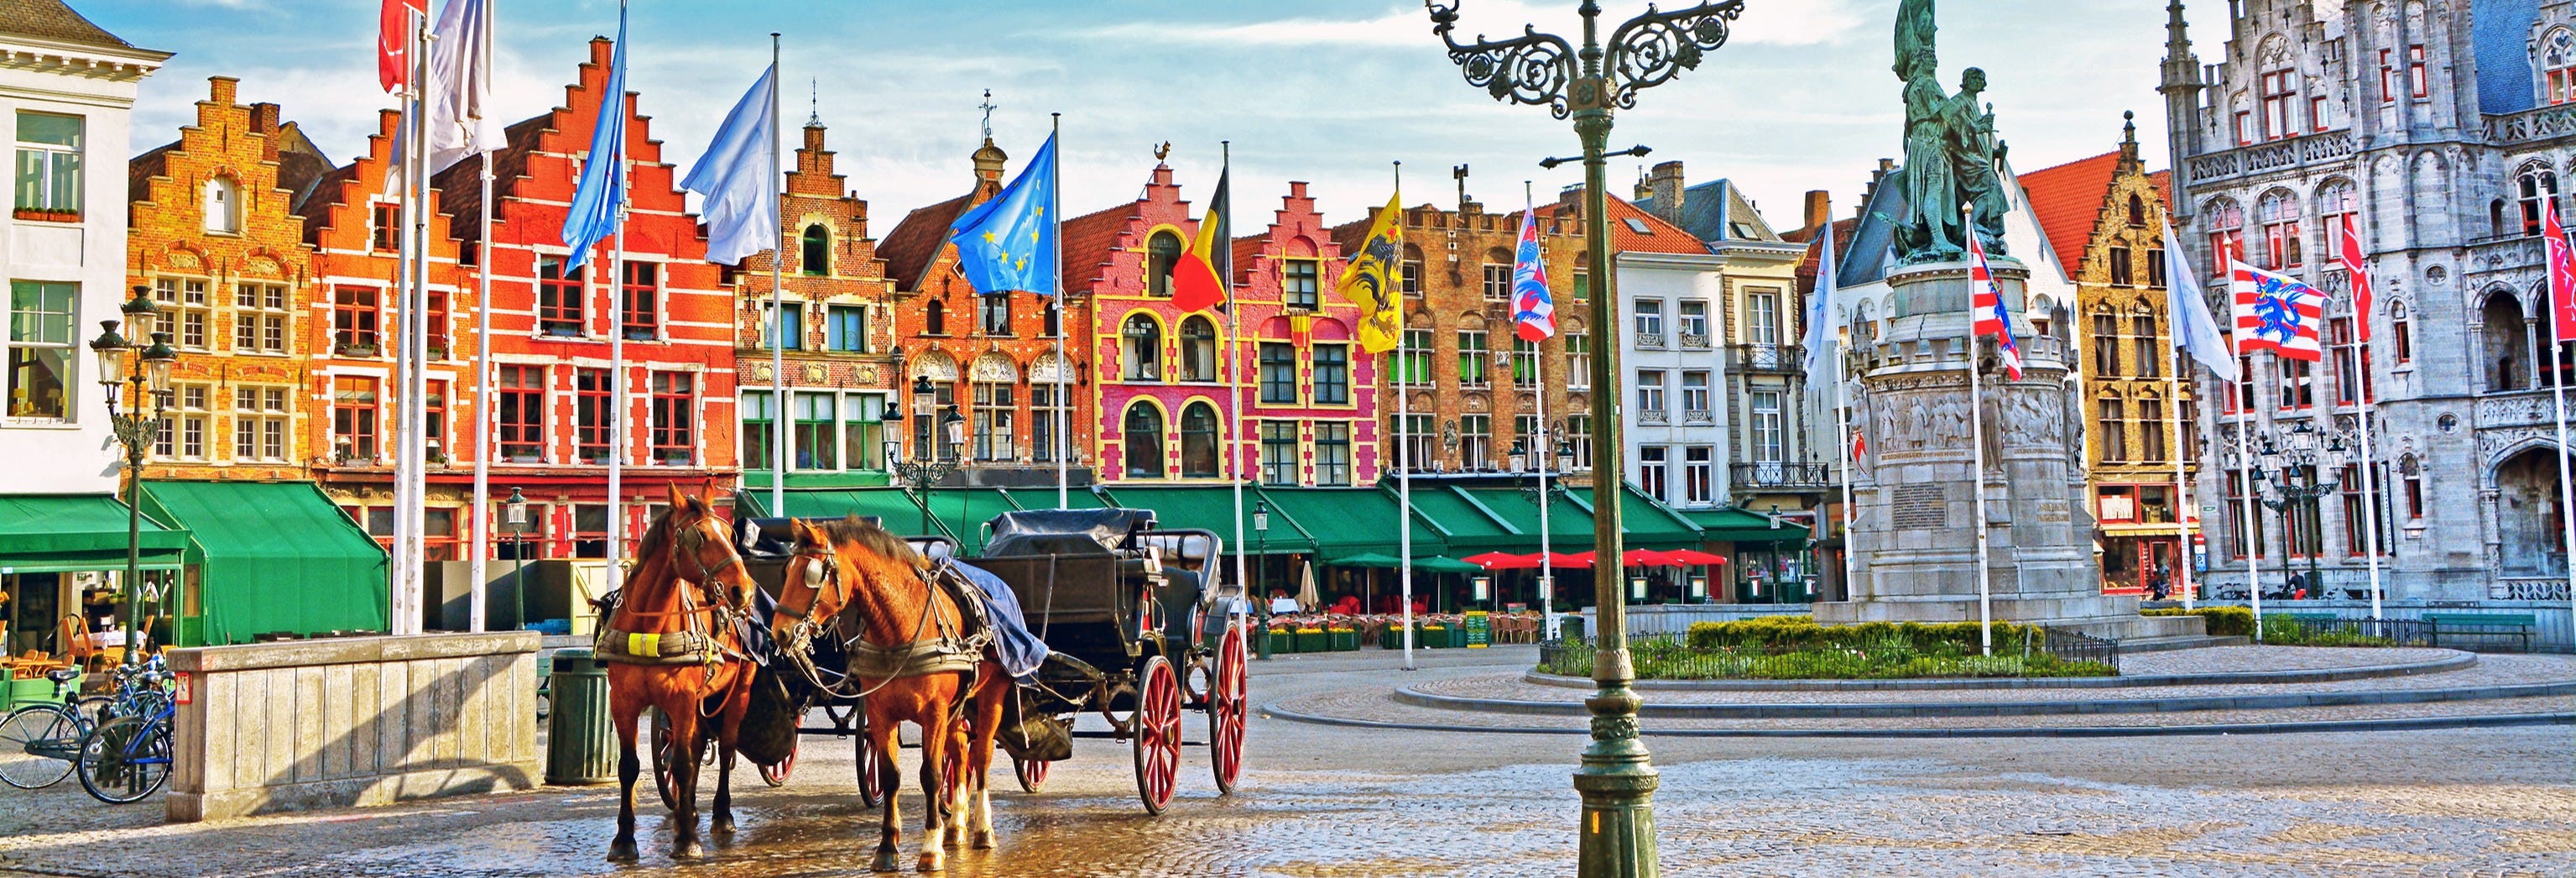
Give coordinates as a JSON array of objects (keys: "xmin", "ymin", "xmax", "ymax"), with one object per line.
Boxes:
[
  {"xmin": 1647, "ymin": 161, "xmax": 1684, "ymax": 222},
  {"xmin": 250, "ymin": 102, "xmax": 280, "ymax": 136},
  {"xmin": 1802, "ymin": 190, "xmax": 1831, "ymax": 236},
  {"xmin": 1631, "ymin": 168, "xmax": 1653, "ymax": 202},
  {"xmin": 208, "ymin": 76, "xmax": 237, "ymax": 107}
]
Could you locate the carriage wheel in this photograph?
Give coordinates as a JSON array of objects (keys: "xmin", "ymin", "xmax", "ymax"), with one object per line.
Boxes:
[
  {"xmin": 1129, "ymin": 656, "xmax": 1182, "ymax": 815},
  {"xmin": 757, "ymin": 709, "xmax": 801, "ymax": 787},
  {"xmin": 649, "ymin": 708, "xmax": 677, "ymax": 811},
  {"xmin": 853, "ymin": 721, "xmax": 885, "ymax": 809},
  {"xmin": 1014, "ymin": 755, "xmax": 1051, "ymax": 794},
  {"xmin": 1207, "ymin": 622, "xmax": 1249, "ymax": 795}
]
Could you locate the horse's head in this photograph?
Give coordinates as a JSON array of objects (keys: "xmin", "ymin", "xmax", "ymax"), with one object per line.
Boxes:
[
  {"xmin": 658, "ymin": 483, "xmax": 756, "ymax": 613},
  {"xmin": 773, "ymin": 516, "xmax": 927, "ymax": 645}
]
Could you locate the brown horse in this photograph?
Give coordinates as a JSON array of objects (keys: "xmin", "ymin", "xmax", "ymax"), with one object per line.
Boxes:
[
  {"xmin": 771, "ymin": 517, "xmax": 1008, "ymax": 873},
  {"xmin": 604, "ymin": 485, "xmax": 761, "ymax": 862}
]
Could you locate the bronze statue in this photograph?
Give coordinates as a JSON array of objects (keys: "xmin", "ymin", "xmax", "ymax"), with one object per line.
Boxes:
[{"xmin": 1891, "ymin": 0, "xmax": 2010, "ymax": 263}]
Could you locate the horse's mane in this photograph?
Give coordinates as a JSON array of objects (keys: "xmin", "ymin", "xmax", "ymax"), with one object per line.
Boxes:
[
  {"xmin": 818, "ymin": 515, "xmax": 926, "ymax": 570},
  {"xmin": 634, "ymin": 505, "xmax": 678, "ymax": 564}
]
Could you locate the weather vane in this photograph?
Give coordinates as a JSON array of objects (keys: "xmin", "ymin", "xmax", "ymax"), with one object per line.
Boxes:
[
  {"xmin": 978, "ymin": 89, "xmax": 995, "ymax": 142},
  {"xmin": 807, "ymin": 79, "xmax": 820, "ymax": 128},
  {"xmin": 1153, "ymin": 141, "xmax": 1172, "ymax": 161}
]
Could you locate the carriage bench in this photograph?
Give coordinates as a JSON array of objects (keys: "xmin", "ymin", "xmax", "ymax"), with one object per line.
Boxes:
[{"xmin": 2423, "ymin": 613, "xmax": 2537, "ymax": 653}]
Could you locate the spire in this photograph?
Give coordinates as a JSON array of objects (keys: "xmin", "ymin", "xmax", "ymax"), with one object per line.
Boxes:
[
  {"xmin": 970, "ymin": 89, "xmax": 1007, "ymax": 189},
  {"xmin": 806, "ymin": 78, "xmax": 821, "ymax": 128},
  {"xmin": 2156, "ymin": 0, "xmax": 2203, "ymax": 219},
  {"xmin": 978, "ymin": 88, "xmax": 995, "ymax": 143},
  {"xmin": 2120, "ymin": 110, "xmax": 2140, "ymax": 162}
]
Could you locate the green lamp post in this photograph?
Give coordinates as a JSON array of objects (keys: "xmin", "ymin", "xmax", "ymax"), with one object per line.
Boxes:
[
  {"xmin": 88, "ymin": 286, "xmax": 178, "ymax": 662},
  {"xmin": 1425, "ymin": 3, "xmax": 1747, "ymax": 874}
]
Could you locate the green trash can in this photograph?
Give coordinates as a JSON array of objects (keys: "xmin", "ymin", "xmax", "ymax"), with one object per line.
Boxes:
[{"xmin": 545, "ymin": 648, "xmax": 617, "ymax": 785}]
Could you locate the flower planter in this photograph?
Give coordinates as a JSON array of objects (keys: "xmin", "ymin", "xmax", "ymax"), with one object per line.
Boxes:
[
  {"xmin": 1265, "ymin": 629, "xmax": 1295, "ymax": 656},
  {"xmin": 1421, "ymin": 625, "xmax": 1449, "ymax": 648},
  {"xmin": 1328, "ymin": 629, "xmax": 1359, "ymax": 651},
  {"xmin": 1293, "ymin": 628, "xmax": 1327, "ymax": 654}
]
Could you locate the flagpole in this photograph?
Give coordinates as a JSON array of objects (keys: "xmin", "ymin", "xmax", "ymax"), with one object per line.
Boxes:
[
  {"xmin": 2169, "ymin": 322, "xmax": 2194, "ymax": 611},
  {"xmin": 1963, "ymin": 204, "xmax": 1994, "ymax": 656},
  {"xmin": 1826, "ymin": 218, "xmax": 1856, "ymax": 605},
  {"xmin": 2553, "ymin": 288, "xmax": 2576, "ymax": 642},
  {"xmin": 387, "ymin": 12, "xmax": 414, "ymax": 635},
  {"xmin": 1053, "ymin": 112, "xmax": 1068, "ymax": 510},
  {"xmin": 1221, "ymin": 142, "xmax": 1249, "ymax": 616},
  {"xmin": 1530, "ymin": 180, "xmax": 1556, "ymax": 639},
  {"xmin": 2243, "ymin": 354, "xmax": 2266, "ymax": 642},
  {"xmin": 397, "ymin": 6, "xmax": 432, "ymax": 635},
  {"xmin": 1394, "ymin": 160, "xmax": 1414, "ymax": 670},
  {"xmin": 2348, "ymin": 216, "xmax": 2384, "ymax": 623},
  {"xmin": 467, "ymin": 3, "xmax": 497, "ymax": 630},
  {"xmin": 607, "ymin": 156, "xmax": 630, "ymax": 582},
  {"xmin": 767, "ymin": 35, "xmax": 786, "ymax": 520}
]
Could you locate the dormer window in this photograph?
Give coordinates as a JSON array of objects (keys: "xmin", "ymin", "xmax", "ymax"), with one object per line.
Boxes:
[
  {"xmin": 2547, "ymin": 29, "xmax": 2576, "ymax": 105},
  {"xmin": 204, "ymin": 176, "xmax": 240, "ymax": 234}
]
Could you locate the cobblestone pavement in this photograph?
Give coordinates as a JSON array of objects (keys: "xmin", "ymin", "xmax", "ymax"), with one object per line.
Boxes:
[
  {"xmin": 0, "ymin": 646, "xmax": 2569, "ymax": 877},
  {"xmin": 2114, "ymin": 646, "xmax": 2461, "ymax": 675},
  {"xmin": 1434, "ymin": 651, "xmax": 2576, "ymax": 707}
]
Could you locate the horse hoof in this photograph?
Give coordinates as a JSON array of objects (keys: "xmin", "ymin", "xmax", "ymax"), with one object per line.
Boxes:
[
  {"xmin": 916, "ymin": 854, "xmax": 946, "ymax": 873},
  {"xmin": 674, "ymin": 839, "xmax": 706, "ymax": 860},
  {"xmin": 871, "ymin": 851, "xmax": 900, "ymax": 872},
  {"xmin": 606, "ymin": 839, "xmax": 639, "ymax": 863},
  {"xmin": 970, "ymin": 830, "xmax": 996, "ymax": 850},
  {"xmin": 712, "ymin": 817, "xmax": 737, "ymax": 836}
]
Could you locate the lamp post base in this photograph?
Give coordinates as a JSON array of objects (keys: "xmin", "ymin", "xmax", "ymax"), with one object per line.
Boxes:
[{"xmin": 1576, "ymin": 658, "xmax": 1658, "ymax": 878}]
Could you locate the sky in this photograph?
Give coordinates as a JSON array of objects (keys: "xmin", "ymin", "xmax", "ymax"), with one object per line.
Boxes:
[{"xmin": 77, "ymin": 0, "xmax": 2229, "ymax": 236}]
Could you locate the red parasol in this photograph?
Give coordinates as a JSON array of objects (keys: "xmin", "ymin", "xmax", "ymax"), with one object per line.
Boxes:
[
  {"xmin": 1552, "ymin": 550, "xmax": 1679, "ymax": 568},
  {"xmin": 1661, "ymin": 549, "xmax": 1729, "ymax": 566},
  {"xmin": 1462, "ymin": 551, "xmax": 1546, "ymax": 570}
]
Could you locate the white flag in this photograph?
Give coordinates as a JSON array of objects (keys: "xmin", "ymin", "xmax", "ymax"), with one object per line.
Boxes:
[
  {"xmin": 682, "ymin": 64, "xmax": 780, "ymax": 267},
  {"xmin": 2163, "ymin": 218, "xmax": 2239, "ymax": 379},
  {"xmin": 425, "ymin": 0, "xmax": 498, "ymax": 174}
]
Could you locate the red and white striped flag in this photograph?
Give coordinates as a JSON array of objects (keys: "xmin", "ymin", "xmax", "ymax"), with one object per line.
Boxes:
[
  {"xmin": 2339, "ymin": 214, "xmax": 2372, "ymax": 342},
  {"xmin": 2229, "ymin": 260, "xmax": 2329, "ymax": 362},
  {"xmin": 1966, "ymin": 223, "xmax": 2022, "ymax": 381},
  {"xmin": 378, "ymin": 0, "xmax": 427, "ymax": 93}
]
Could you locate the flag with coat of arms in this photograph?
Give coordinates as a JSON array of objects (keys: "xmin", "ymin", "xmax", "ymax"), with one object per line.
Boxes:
[
  {"xmin": 1510, "ymin": 199, "xmax": 1554, "ymax": 342},
  {"xmin": 1964, "ymin": 215, "xmax": 2022, "ymax": 381},
  {"xmin": 2228, "ymin": 259, "xmax": 2330, "ymax": 362}
]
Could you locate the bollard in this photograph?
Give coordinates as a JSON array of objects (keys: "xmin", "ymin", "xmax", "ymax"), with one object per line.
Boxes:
[{"xmin": 544, "ymin": 648, "xmax": 616, "ymax": 785}]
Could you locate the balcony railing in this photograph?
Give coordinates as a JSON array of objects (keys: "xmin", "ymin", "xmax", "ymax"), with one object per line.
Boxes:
[
  {"xmin": 1639, "ymin": 409, "xmax": 1669, "ymax": 425},
  {"xmin": 1678, "ymin": 332, "xmax": 1711, "ymax": 349},
  {"xmin": 1729, "ymin": 343, "xmax": 1802, "ymax": 374},
  {"xmin": 1635, "ymin": 332, "xmax": 1665, "ymax": 349},
  {"xmin": 1731, "ymin": 461, "xmax": 1833, "ymax": 490}
]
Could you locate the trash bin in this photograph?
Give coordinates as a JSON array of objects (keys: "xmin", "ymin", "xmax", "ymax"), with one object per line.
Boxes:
[{"xmin": 545, "ymin": 648, "xmax": 616, "ymax": 785}]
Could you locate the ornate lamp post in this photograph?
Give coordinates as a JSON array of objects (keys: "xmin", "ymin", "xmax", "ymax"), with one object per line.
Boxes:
[
  {"xmin": 2250, "ymin": 421, "xmax": 2347, "ymax": 599},
  {"xmin": 1253, "ymin": 499, "xmax": 1272, "ymax": 661},
  {"xmin": 880, "ymin": 377, "xmax": 967, "ymax": 537},
  {"xmin": 87, "ymin": 286, "xmax": 177, "ymax": 662},
  {"xmin": 503, "ymin": 487, "xmax": 531, "ymax": 629},
  {"xmin": 1426, "ymin": 3, "xmax": 1745, "ymax": 872}
]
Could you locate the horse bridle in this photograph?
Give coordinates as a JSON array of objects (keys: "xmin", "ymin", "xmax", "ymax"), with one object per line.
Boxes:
[{"xmin": 670, "ymin": 519, "xmax": 749, "ymax": 614}]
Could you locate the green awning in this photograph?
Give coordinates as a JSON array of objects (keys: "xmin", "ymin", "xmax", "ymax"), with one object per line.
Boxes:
[
  {"xmin": 1454, "ymin": 487, "xmax": 1598, "ymax": 549},
  {"xmin": 734, "ymin": 487, "xmax": 931, "ymax": 534},
  {"xmin": 1322, "ymin": 552, "xmax": 1481, "ymax": 572},
  {"xmin": 1092, "ymin": 484, "xmax": 1317, "ymax": 556},
  {"xmin": 1681, "ymin": 507, "xmax": 1811, "ymax": 544},
  {"xmin": 917, "ymin": 489, "xmax": 1033, "ymax": 555},
  {"xmin": 1404, "ymin": 485, "xmax": 1522, "ymax": 551},
  {"xmin": 1556, "ymin": 484, "xmax": 1706, "ymax": 549},
  {"xmin": 138, "ymin": 481, "xmax": 387, "ymax": 646},
  {"xmin": 0, "ymin": 494, "xmax": 187, "ymax": 574},
  {"xmin": 1262, "ymin": 487, "xmax": 1446, "ymax": 562}
]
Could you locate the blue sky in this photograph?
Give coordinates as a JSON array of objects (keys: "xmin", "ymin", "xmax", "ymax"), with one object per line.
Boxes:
[{"xmin": 79, "ymin": 0, "xmax": 2222, "ymax": 234}]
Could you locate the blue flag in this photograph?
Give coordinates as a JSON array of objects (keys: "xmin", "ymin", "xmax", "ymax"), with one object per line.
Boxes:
[
  {"xmin": 559, "ymin": 3, "xmax": 628, "ymax": 271},
  {"xmin": 947, "ymin": 133, "xmax": 1058, "ymax": 295},
  {"xmin": 682, "ymin": 63, "xmax": 779, "ymax": 267}
]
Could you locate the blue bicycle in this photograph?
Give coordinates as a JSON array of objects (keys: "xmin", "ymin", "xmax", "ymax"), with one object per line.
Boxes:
[
  {"xmin": 73, "ymin": 662, "xmax": 176, "ymax": 804},
  {"xmin": 0, "ymin": 656, "xmax": 169, "ymax": 792}
]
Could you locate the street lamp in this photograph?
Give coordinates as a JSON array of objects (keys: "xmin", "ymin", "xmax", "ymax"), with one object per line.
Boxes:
[
  {"xmin": 503, "ymin": 487, "xmax": 530, "ymax": 630},
  {"xmin": 884, "ymin": 380, "xmax": 966, "ymax": 538},
  {"xmin": 1253, "ymin": 499, "xmax": 1272, "ymax": 661},
  {"xmin": 88, "ymin": 285, "xmax": 177, "ymax": 662},
  {"xmin": 2249, "ymin": 421, "xmax": 2348, "ymax": 600},
  {"xmin": 1426, "ymin": 3, "xmax": 1749, "ymax": 867},
  {"xmin": 1509, "ymin": 439, "xmax": 1530, "ymax": 473}
]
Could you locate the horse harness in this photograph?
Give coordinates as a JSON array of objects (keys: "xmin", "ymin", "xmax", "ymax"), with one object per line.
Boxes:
[
  {"xmin": 593, "ymin": 523, "xmax": 754, "ymax": 672},
  {"xmin": 776, "ymin": 549, "xmax": 990, "ymax": 701}
]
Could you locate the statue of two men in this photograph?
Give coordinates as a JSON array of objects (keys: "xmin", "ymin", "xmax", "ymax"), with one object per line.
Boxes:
[{"xmin": 1894, "ymin": 0, "xmax": 2009, "ymax": 264}]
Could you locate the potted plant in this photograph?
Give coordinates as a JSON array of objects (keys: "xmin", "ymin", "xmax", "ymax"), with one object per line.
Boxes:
[
  {"xmin": 1266, "ymin": 619, "xmax": 1296, "ymax": 656},
  {"xmin": 1294, "ymin": 625, "xmax": 1327, "ymax": 654},
  {"xmin": 1327, "ymin": 618, "xmax": 1359, "ymax": 651},
  {"xmin": 11, "ymin": 206, "xmax": 78, "ymax": 222}
]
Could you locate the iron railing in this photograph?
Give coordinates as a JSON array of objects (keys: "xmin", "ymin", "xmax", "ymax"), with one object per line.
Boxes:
[
  {"xmin": 1729, "ymin": 343, "xmax": 1804, "ymax": 374},
  {"xmin": 2036, "ymin": 626, "xmax": 2120, "ymax": 673},
  {"xmin": 2254, "ymin": 615, "xmax": 2438, "ymax": 648},
  {"xmin": 1730, "ymin": 462, "xmax": 1833, "ymax": 490}
]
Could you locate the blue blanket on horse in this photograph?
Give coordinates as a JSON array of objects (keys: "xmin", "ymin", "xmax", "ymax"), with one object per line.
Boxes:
[{"xmin": 942, "ymin": 559, "xmax": 1049, "ymax": 683}]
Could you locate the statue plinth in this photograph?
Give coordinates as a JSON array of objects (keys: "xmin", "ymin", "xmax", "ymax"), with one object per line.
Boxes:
[{"xmin": 1817, "ymin": 259, "xmax": 2203, "ymax": 641}]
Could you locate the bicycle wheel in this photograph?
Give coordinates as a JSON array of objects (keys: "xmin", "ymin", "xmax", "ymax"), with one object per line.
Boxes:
[
  {"xmin": 0, "ymin": 705, "xmax": 82, "ymax": 789},
  {"xmin": 76, "ymin": 716, "xmax": 172, "ymax": 804}
]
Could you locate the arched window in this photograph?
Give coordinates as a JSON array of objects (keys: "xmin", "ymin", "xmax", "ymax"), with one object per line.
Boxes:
[
  {"xmin": 1123, "ymin": 314, "xmax": 1162, "ymax": 380},
  {"xmin": 2481, "ymin": 290, "xmax": 2529, "ymax": 392},
  {"xmin": 2126, "ymin": 193, "xmax": 2147, "ymax": 227},
  {"xmin": 2318, "ymin": 180, "xmax": 2359, "ymax": 260},
  {"xmin": 1145, "ymin": 231, "xmax": 1184, "ymax": 297},
  {"xmin": 800, "ymin": 224, "xmax": 830, "ymax": 276},
  {"xmin": 1179, "ymin": 316, "xmax": 1217, "ymax": 381},
  {"xmin": 2390, "ymin": 300, "xmax": 2413, "ymax": 364},
  {"xmin": 2519, "ymin": 165, "xmax": 2558, "ymax": 237},
  {"xmin": 204, "ymin": 175, "xmax": 239, "ymax": 234},
  {"xmin": 1179, "ymin": 402, "xmax": 1219, "ymax": 478},
  {"xmin": 2255, "ymin": 189, "xmax": 2302, "ymax": 269},
  {"xmin": 1123, "ymin": 402, "xmax": 1165, "ymax": 478},
  {"xmin": 1043, "ymin": 300, "xmax": 1061, "ymax": 338},
  {"xmin": 2547, "ymin": 28, "xmax": 2576, "ymax": 105},
  {"xmin": 1850, "ymin": 300, "xmax": 1877, "ymax": 346},
  {"xmin": 926, "ymin": 299, "xmax": 946, "ymax": 336},
  {"xmin": 2493, "ymin": 199, "xmax": 2511, "ymax": 238},
  {"xmin": 2203, "ymin": 197, "xmax": 2245, "ymax": 266}
]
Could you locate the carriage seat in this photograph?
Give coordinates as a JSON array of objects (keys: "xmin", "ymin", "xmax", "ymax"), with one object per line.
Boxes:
[{"xmin": 1155, "ymin": 567, "xmax": 1202, "ymax": 642}]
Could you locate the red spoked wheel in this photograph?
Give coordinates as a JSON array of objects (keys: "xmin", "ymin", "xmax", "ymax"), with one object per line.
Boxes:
[
  {"xmin": 1013, "ymin": 755, "xmax": 1051, "ymax": 793},
  {"xmin": 649, "ymin": 708, "xmax": 676, "ymax": 811},
  {"xmin": 1207, "ymin": 622, "xmax": 1249, "ymax": 795},
  {"xmin": 1130, "ymin": 656, "xmax": 1182, "ymax": 814},
  {"xmin": 758, "ymin": 709, "xmax": 801, "ymax": 787},
  {"xmin": 853, "ymin": 722, "xmax": 885, "ymax": 808}
]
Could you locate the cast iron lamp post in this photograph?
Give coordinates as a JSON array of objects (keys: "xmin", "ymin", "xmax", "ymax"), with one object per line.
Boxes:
[
  {"xmin": 504, "ymin": 487, "xmax": 530, "ymax": 629},
  {"xmin": 1253, "ymin": 499, "xmax": 1271, "ymax": 661},
  {"xmin": 880, "ymin": 376, "xmax": 967, "ymax": 538},
  {"xmin": 87, "ymin": 286, "xmax": 178, "ymax": 663},
  {"xmin": 1425, "ymin": 3, "xmax": 1745, "ymax": 873},
  {"xmin": 2250, "ymin": 420, "xmax": 2347, "ymax": 599}
]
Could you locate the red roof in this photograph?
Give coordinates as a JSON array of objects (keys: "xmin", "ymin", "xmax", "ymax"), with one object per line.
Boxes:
[
  {"xmin": 878, "ymin": 191, "xmax": 973, "ymax": 290},
  {"xmin": 1058, "ymin": 201, "xmax": 1137, "ymax": 293},
  {"xmin": 2015, "ymin": 151, "xmax": 2123, "ymax": 268},
  {"xmin": 1531, "ymin": 192, "xmax": 1708, "ymax": 256}
]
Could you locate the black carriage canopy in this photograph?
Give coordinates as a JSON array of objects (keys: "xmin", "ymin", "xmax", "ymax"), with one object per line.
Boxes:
[
  {"xmin": 733, "ymin": 515, "xmax": 954, "ymax": 562},
  {"xmin": 983, "ymin": 509, "xmax": 1158, "ymax": 557}
]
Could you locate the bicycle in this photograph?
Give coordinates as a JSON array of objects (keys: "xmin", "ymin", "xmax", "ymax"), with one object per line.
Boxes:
[
  {"xmin": 74, "ymin": 672, "xmax": 175, "ymax": 804},
  {"xmin": 0, "ymin": 668, "xmax": 91, "ymax": 790}
]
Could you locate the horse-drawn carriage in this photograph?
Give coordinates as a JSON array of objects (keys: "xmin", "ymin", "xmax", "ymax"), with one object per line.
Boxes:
[{"xmin": 691, "ymin": 507, "xmax": 1250, "ymax": 816}]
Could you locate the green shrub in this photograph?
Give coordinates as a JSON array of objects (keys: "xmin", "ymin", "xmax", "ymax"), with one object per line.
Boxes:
[
  {"xmin": 2144, "ymin": 605, "xmax": 2253, "ymax": 637},
  {"xmin": 1683, "ymin": 615, "xmax": 2047, "ymax": 651}
]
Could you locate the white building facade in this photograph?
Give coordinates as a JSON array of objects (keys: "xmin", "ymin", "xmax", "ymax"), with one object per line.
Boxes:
[{"xmin": 1, "ymin": 1, "xmax": 165, "ymax": 494}]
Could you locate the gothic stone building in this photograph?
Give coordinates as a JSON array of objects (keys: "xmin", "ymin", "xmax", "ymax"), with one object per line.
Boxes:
[{"xmin": 2161, "ymin": 0, "xmax": 2570, "ymax": 602}]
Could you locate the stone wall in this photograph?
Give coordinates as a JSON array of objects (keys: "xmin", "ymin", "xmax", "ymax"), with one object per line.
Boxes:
[{"xmin": 164, "ymin": 631, "xmax": 540, "ymax": 822}]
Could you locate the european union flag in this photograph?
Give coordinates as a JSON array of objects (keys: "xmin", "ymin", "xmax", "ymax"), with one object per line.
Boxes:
[{"xmin": 948, "ymin": 133, "xmax": 1058, "ymax": 295}]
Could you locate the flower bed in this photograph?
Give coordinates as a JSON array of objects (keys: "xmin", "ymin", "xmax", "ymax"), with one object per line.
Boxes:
[{"xmin": 1540, "ymin": 635, "xmax": 2115, "ymax": 680}]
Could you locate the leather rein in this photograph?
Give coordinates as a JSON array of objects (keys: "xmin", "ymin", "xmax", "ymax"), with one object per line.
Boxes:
[{"xmin": 776, "ymin": 546, "xmax": 971, "ymax": 700}]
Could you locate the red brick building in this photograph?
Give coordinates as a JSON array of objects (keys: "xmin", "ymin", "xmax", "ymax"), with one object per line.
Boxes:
[
  {"xmin": 297, "ymin": 108, "xmax": 478, "ymax": 557},
  {"xmin": 879, "ymin": 137, "xmax": 1089, "ymax": 482},
  {"xmin": 125, "ymin": 76, "xmax": 334, "ymax": 485},
  {"xmin": 732, "ymin": 118, "xmax": 900, "ymax": 491},
  {"xmin": 1063, "ymin": 163, "xmax": 1216, "ymax": 483},
  {"xmin": 426, "ymin": 37, "xmax": 738, "ymax": 558}
]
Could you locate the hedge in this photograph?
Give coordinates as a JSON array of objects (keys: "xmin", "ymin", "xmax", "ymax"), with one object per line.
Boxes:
[
  {"xmin": 2143, "ymin": 606, "xmax": 2253, "ymax": 637},
  {"xmin": 1683, "ymin": 615, "xmax": 2051, "ymax": 651}
]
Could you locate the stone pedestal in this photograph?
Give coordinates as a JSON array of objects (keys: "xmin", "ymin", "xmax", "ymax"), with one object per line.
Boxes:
[{"xmin": 1817, "ymin": 259, "xmax": 2201, "ymax": 641}]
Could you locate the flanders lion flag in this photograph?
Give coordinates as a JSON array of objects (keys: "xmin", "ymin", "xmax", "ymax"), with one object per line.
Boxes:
[{"xmin": 1336, "ymin": 193, "xmax": 1405, "ymax": 353}]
